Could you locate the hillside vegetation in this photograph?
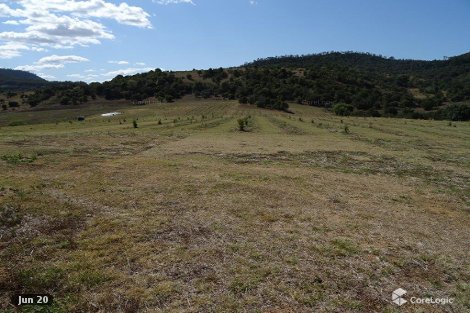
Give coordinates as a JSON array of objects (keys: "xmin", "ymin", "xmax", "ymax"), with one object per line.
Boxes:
[
  {"xmin": 0, "ymin": 69, "xmax": 48, "ymax": 90},
  {"xmin": 4, "ymin": 51, "xmax": 470, "ymax": 120}
]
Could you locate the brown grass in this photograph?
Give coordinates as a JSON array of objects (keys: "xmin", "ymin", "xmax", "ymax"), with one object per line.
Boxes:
[{"xmin": 0, "ymin": 99, "xmax": 469, "ymax": 312}]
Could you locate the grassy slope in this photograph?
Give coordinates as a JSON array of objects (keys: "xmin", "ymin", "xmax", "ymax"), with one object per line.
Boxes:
[{"xmin": 0, "ymin": 98, "xmax": 469, "ymax": 313}]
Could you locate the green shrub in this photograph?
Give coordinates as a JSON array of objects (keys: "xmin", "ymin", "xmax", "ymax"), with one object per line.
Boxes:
[
  {"xmin": 434, "ymin": 103, "xmax": 470, "ymax": 121},
  {"xmin": 1, "ymin": 153, "xmax": 37, "ymax": 164},
  {"xmin": 133, "ymin": 120, "xmax": 138, "ymax": 128},
  {"xmin": 237, "ymin": 117, "xmax": 250, "ymax": 131},
  {"xmin": 238, "ymin": 119, "xmax": 246, "ymax": 131},
  {"xmin": 333, "ymin": 103, "xmax": 354, "ymax": 116},
  {"xmin": 8, "ymin": 121, "xmax": 26, "ymax": 127}
]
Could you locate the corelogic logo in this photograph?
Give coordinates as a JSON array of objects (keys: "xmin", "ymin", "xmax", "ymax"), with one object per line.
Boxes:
[
  {"xmin": 391, "ymin": 288, "xmax": 455, "ymax": 306},
  {"xmin": 392, "ymin": 288, "xmax": 408, "ymax": 306}
]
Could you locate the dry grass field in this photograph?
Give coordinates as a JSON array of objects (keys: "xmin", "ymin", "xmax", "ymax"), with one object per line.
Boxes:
[{"xmin": 0, "ymin": 98, "xmax": 469, "ymax": 312}]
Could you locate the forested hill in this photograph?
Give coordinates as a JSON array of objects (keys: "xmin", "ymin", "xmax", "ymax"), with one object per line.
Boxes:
[
  {"xmin": 0, "ymin": 69, "xmax": 48, "ymax": 90},
  {"xmin": 246, "ymin": 52, "xmax": 437, "ymax": 72},
  {"xmin": 247, "ymin": 51, "xmax": 470, "ymax": 70},
  {"xmin": 10, "ymin": 51, "xmax": 470, "ymax": 120}
]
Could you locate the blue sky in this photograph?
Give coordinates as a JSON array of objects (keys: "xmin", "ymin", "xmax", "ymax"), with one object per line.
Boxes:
[{"xmin": 1, "ymin": 0, "xmax": 469, "ymax": 82}]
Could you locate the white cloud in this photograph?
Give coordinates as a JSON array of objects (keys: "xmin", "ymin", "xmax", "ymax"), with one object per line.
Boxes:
[
  {"xmin": 67, "ymin": 74, "xmax": 99, "ymax": 81},
  {"xmin": 136, "ymin": 62, "xmax": 146, "ymax": 66},
  {"xmin": 154, "ymin": 0, "xmax": 195, "ymax": 5},
  {"xmin": 15, "ymin": 54, "xmax": 89, "ymax": 72},
  {"xmin": 0, "ymin": 0, "xmax": 151, "ymax": 58},
  {"xmin": 67, "ymin": 66, "xmax": 154, "ymax": 82},
  {"xmin": 37, "ymin": 73, "xmax": 56, "ymax": 80},
  {"xmin": 108, "ymin": 60, "xmax": 129, "ymax": 65},
  {"xmin": 3, "ymin": 20, "xmax": 21, "ymax": 25},
  {"xmin": 37, "ymin": 54, "xmax": 88, "ymax": 64},
  {"xmin": 67, "ymin": 72, "xmax": 99, "ymax": 82},
  {"xmin": 103, "ymin": 67, "xmax": 154, "ymax": 77},
  {"xmin": 0, "ymin": 41, "xmax": 46, "ymax": 58},
  {"xmin": 0, "ymin": 42, "xmax": 28, "ymax": 58}
]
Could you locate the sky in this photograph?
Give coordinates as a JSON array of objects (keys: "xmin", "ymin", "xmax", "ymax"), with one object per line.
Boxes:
[{"xmin": 0, "ymin": 0, "xmax": 469, "ymax": 82}]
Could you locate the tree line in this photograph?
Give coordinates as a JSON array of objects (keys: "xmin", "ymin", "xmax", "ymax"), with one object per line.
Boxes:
[{"xmin": 20, "ymin": 51, "xmax": 470, "ymax": 120}]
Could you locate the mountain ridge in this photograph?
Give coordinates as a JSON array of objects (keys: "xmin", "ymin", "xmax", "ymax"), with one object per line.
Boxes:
[
  {"xmin": 2, "ymin": 51, "xmax": 469, "ymax": 120},
  {"xmin": 0, "ymin": 68, "xmax": 48, "ymax": 90}
]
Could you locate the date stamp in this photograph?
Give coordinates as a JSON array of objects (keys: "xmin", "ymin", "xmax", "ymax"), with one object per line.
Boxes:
[{"xmin": 11, "ymin": 294, "xmax": 53, "ymax": 306}]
